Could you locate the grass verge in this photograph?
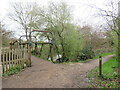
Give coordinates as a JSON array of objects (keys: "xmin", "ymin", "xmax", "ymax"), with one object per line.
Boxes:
[
  {"xmin": 62, "ymin": 52, "xmax": 113, "ymax": 64},
  {"xmin": 93, "ymin": 52, "xmax": 113, "ymax": 59},
  {"xmin": 87, "ymin": 56, "xmax": 119, "ymax": 88}
]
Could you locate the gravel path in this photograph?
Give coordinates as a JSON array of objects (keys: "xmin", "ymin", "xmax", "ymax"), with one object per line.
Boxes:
[{"xmin": 2, "ymin": 55, "xmax": 114, "ymax": 88}]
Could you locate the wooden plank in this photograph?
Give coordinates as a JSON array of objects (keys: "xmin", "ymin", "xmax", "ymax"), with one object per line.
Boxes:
[
  {"xmin": 17, "ymin": 49, "xmax": 19, "ymax": 65},
  {"xmin": 22, "ymin": 49, "xmax": 24, "ymax": 66},
  {"xmin": 7, "ymin": 49, "xmax": 10, "ymax": 71},
  {"xmin": 25, "ymin": 49, "xmax": 27, "ymax": 67},
  {"xmin": 5, "ymin": 50, "xmax": 8, "ymax": 72},
  {"xmin": 28, "ymin": 45, "xmax": 31, "ymax": 67},
  {"xmin": 19, "ymin": 49, "xmax": 22, "ymax": 64},
  {"xmin": 10, "ymin": 50, "xmax": 12, "ymax": 68},
  {"xmin": 13, "ymin": 49, "xmax": 15, "ymax": 67},
  {"xmin": 14, "ymin": 49, "xmax": 16, "ymax": 67},
  {"xmin": 21, "ymin": 48, "xmax": 24, "ymax": 68},
  {"xmin": 1, "ymin": 47, "xmax": 28, "ymax": 74},
  {"xmin": 20, "ymin": 49, "xmax": 23, "ymax": 68},
  {"xmin": 2, "ymin": 50, "xmax": 5, "ymax": 74},
  {"xmin": 11, "ymin": 49, "xmax": 14, "ymax": 68},
  {"xmin": 7, "ymin": 51, "xmax": 10, "ymax": 69},
  {"xmin": 19, "ymin": 49, "xmax": 21, "ymax": 64},
  {"xmin": 23, "ymin": 49, "xmax": 25, "ymax": 68},
  {"xmin": 16, "ymin": 49, "xmax": 18, "ymax": 65},
  {"xmin": 4, "ymin": 50, "xmax": 6, "ymax": 72}
]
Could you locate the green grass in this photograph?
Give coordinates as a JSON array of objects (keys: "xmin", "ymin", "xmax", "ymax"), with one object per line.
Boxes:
[
  {"xmin": 62, "ymin": 52, "xmax": 114, "ymax": 64},
  {"xmin": 93, "ymin": 52, "xmax": 113, "ymax": 59},
  {"xmin": 100, "ymin": 56, "xmax": 119, "ymax": 79},
  {"xmin": 87, "ymin": 56, "xmax": 119, "ymax": 88}
]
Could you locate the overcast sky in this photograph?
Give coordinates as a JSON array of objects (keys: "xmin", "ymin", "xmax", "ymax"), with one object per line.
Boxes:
[{"xmin": 0, "ymin": 0, "xmax": 119, "ymax": 37}]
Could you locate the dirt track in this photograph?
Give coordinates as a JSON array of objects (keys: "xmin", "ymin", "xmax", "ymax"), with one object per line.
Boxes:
[{"xmin": 2, "ymin": 55, "xmax": 114, "ymax": 88}]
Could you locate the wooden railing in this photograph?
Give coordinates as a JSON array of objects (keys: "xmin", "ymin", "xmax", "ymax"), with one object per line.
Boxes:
[{"xmin": 1, "ymin": 48, "xmax": 28, "ymax": 74}]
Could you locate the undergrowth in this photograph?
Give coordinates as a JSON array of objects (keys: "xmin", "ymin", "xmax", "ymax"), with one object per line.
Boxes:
[
  {"xmin": 3, "ymin": 64, "xmax": 26, "ymax": 76},
  {"xmin": 87, "ymin": 56, "xmax": 119, "ymax": 88}
]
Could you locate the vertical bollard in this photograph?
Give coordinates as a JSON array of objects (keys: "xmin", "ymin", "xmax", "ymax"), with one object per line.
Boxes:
[{"xmin": 99, "ymin": 56, "xmax": 102, "ymax": 77}]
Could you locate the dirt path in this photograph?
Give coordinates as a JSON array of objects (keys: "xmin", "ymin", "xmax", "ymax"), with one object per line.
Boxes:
[{"xmin": 2, "ymin": 55, "xmax": 114, "ymax": 88}]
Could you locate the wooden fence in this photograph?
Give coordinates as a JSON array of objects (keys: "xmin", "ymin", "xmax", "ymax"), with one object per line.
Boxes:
[{"xmin": 1, "ymin": 48, "xmax": 28, "ymax": 74}]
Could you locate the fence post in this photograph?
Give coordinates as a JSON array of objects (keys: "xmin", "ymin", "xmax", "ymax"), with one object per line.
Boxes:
[
  {"xmin": 39, "ymin": 44, "xmax": 43, "ymax": 57},
  {"xmin": 27, "ymin": 43, "xmax": 31, "ymax": 67},
  {"xmin": 9, "ymin": 42, "xmax": 13, "ymax": 50},
  {"xmin": 99, "ymin": 56, "xmax": 102, "ymax": 77},
  {"xmin": 35, "ymin": 43, "xmax": 37, "ymax": 55}
]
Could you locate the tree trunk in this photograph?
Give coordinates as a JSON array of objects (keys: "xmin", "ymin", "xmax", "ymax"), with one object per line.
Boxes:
[{"xmin": 57, "ymin": 31, "xmax": 66, "ymax": 62}]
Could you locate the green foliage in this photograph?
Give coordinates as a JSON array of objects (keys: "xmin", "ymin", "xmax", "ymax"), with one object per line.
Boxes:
[
  {"xmin": 106, "ymin": 28, "xmax": 120, "ymax": 63},
  {"xmin": 38, "ymin": 45, "xmax": 50, "ymax": 60},
  {"xmin": 3, "ymin": 64, "xmax": 24, "ymax": 76},
  {"xmin": 31, "ymin": 2, "xmax": 84, "ymax": 62},
  {"xmin": 0, "ymin": 22, "xmax": 14, "ymax": 47},
  {"xmin": 93, "ymin": 52, "xmax": 113, "ymax": 59},
  {"xmin": 101, "ymin": 56, "xmax": 119, "ymax": 79},
  {"xmin": 78, "ymin": 46, "xmax": 95, "ymax": 60},
  {"xmin": 61, "ymin": 23, "xmax": 84, "ymax": 61},
  {"xmin": 87, "ymin": 56, "xmax": 119, "ymax": 88},
  {"xmin": 106, "ymin": 30, "xmax": 118, "ymax": 53}
]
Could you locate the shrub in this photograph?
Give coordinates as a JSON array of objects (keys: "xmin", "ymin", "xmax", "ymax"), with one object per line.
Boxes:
[{"xmin": 78, "ymin": 46, "xmax": 95, "ymax": 60}]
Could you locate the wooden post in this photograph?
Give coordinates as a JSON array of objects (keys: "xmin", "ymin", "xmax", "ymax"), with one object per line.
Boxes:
[
  {"xmin": 50, "ymin": 44, "xmax": 54, "ymax": 63},
  {"xmin": 5, "ymin": 51, "xmax": 8, "ymax": 72},
  {"xmin": 47, "ymin": 44, "xmax": 51, "ymax": 60},
  {"xmin": 8, "ymin": 50, "xmax": 11, "ymax": 69},
  {"xmin": 99, "ymin": 56, "xmax": 102, "ymax": 77},
  {"xmin": 39, "ymin": 44, "xmax": 43, "ymax": 57},
  {"xmin": 35, "ymin": 43, "xmax": 37, "ymax": 55},
  {"xmin": 2, "ymin": 50, "xmax": 4, "ymax": 74},
  {"xmin": 9, "ymin": 42, "xmax": 13, "ymax": 50},
  {"xmin": 11, "ymin": 49, "xmax": 14, "ymax": 68},
  {"xmin": 27, "ymin": 45, "xmax": 31, "ymax": 67},
  {"xmin": 27, "ymin": 30, "xmax": 32, "ymax": 67},
  {"xmin": 27, "ymin": 40, "xmax": 32, "ymax": 67}
]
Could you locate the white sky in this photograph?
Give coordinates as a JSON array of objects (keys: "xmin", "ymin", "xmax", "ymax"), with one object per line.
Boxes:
[{"xmin": 0, "ymin": 0, "xmax": 119, "ymax": 37}]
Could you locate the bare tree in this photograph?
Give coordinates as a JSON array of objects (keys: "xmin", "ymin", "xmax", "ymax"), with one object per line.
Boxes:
[
  {"xmin": 9, "ymin": 2, "xmax": 40, "ymax": 41},
  {"xmin": 90, "ymin": 1, "xmax": 119, "ymax": 59}
]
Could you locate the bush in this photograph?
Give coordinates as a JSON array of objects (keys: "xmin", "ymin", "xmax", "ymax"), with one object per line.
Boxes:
[{"xmin": 78, "ymin": 46, "xmax": 95, "ymax": 60}]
